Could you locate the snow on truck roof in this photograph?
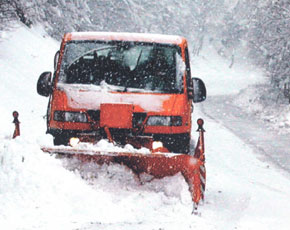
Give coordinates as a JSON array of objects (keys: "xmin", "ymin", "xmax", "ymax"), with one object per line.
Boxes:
[{"xmin": 63, "ymin": 32, "xmax": 186, "ymax": 45}]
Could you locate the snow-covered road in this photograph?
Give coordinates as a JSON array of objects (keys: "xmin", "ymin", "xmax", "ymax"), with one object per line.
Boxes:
[
  {"xmin": 193, "ymin": 108, "xmax": 290, "ymax": 230},
  {"xmin": 0, "ymin": 25, "xmax": 290, "ymax": 230},
  {"xmin": 201, "ymin": 95, "xmax": 290, "ymax": 175}
]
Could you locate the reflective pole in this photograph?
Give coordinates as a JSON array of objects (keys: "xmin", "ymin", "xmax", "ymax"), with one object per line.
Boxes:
[{"xmin": 12, "ymin": 111, "xmax": 20, "ymax": 138}]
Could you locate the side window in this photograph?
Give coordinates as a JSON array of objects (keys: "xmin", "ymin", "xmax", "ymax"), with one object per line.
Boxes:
[{"xmin": 184, "ymin": 47, "xmax": 192, "ymax": 88}]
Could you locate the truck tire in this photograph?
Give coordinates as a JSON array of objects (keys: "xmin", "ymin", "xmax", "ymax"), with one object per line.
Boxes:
[
  {"xmin": 156, "ymin": 133, "xmax": 190, "ymax": 154},
  {"xmin": 53, "ymin": 134, "xmax": 69, "ymax": 146},
  {"xmin": 170, "ymin": 133, "xmax": 190, "ymax": 154}
]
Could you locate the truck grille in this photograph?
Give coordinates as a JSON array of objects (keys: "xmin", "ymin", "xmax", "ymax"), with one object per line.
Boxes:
[{"xmin": 87, "ymin": 110, "xmax": 147, "ymax": 128}]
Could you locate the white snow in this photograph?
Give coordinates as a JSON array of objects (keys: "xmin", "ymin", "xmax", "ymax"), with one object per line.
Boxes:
[
  {"xmin": 0, "ymin": 24, "xmax": 290, "ymax": 230},
  {"xmin": 234, "ymin": 84, "xmax": 290, "ymax": 134},
  {"xmin": 58, "ymin": 82, "xmax": 170, "ymax": 112},
  {"xmin": 45, "ymin": 139, "xmax": 151, "ymax": 155},
  {"xmin": 68, "ymin": 31, "xmax": 184, "ymax": 44},
  {"xmin": 191, "ymin": 44, "xmax": 266, "ymax": 96},
  {"xmin": 191, "ymin": 43, "xmax": 290, "ymax": 133}
]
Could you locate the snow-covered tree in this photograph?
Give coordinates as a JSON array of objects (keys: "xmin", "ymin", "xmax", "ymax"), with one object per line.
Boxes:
[{"xmin": 248, "ymin": 0, "xmax": 290, "ymax": 89}]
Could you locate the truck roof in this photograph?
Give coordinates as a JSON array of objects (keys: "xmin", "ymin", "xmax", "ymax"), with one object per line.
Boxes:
[{"xmin": 63, "ymin": 32, "xmax": 187, "ymax": 46}]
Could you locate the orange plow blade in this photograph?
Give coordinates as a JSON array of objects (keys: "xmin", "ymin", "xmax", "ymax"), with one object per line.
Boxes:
[
  {"xmin": 41, "ymin": 119, "xmax": 206, "ymax": 210},
  {"xmin": 42, "ymin": 147, "xmax": 205, "ymax": 206}
]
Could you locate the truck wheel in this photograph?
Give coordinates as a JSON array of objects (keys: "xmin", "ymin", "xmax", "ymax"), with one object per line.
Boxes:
[
  {"xmin": 160, "ymin": 133, "xmax": 190, "ymax": 154},
  {"xmin": 172, "ymin": 134, "xmax": 190, "ymax": 154},
  {"xmin": 53, "ymin": 135, "xmax": 69, "ymax": 146}
]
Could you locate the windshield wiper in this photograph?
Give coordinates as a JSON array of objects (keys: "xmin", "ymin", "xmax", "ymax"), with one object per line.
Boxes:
[{"xmin": 134, "ymin": 49, "xmax": 143, "ymax": 71}]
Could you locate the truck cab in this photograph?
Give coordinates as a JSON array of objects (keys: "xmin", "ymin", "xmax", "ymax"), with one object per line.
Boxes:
[{"xmin": 37, "ymin": 32, "xmax": 206, "ymax": 153}]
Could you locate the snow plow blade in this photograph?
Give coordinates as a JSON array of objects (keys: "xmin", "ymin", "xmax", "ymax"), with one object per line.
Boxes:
[
  {"xmin": 42, "ymin": 147, "xmax": 205, "ymax": 205},
  {"xmin": 41, "ymin": 119, "xmax": 206, "ymax": 209}
]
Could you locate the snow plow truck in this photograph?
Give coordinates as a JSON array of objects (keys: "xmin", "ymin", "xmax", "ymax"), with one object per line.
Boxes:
[{"xmin": 37, "ymin": 32, "xmax": 207, "ymax": 210}]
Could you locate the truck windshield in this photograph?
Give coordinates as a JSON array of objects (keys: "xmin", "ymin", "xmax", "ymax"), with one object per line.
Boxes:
[{"xmin": 58, "ymin": 41, "xmax": 184, "ymax": 93}]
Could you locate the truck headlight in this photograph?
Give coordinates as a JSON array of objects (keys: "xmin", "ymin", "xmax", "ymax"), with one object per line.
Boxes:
[
  {"xmin": 152, "ymin": 141, "xmax": 163, "ymax": 150},
  {"xmin": 69, "ymin": 137, "xmax": 80, "ymax": 147},
  {"xmin": 54, "ymin": 111, "xmax": 88, "ymax": 123},
  {"xmin": 146, "ymin": 116, "xmax": 182, "ymax": 126}
]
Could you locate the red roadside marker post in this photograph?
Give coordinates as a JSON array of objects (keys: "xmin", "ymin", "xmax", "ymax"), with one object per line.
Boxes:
[{"xmin": 12, "ymin": 111, "xmax": 20, "ymax": 138}]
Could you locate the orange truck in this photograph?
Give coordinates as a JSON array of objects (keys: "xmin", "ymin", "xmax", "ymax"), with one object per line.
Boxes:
[{"xmin": 37, "ymin": 32, "xmax": 206, "ymax": 154}]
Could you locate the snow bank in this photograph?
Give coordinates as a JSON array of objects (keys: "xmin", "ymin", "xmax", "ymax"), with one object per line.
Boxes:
[
  {"xmin": 0, "ymin": 136, "xmax": 193, "ymax": 230},
  {"xmin": 0, "ymin": 23, "xmax": 58, "ymax": 140},
  {"xmin": 0, "ymin": 137, "xmax": 117, "ymax": 229},
  {"xmin": 234, "ymin": 84, "xmax": 290, "ymax": 134}
]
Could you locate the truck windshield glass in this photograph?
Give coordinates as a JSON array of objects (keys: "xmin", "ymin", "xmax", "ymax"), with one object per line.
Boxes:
[{"xmin": 59, "ymin": 41, "xmax": 184, "ymax": 93}]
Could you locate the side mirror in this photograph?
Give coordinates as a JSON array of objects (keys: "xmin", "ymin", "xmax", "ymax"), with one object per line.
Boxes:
[
  {"xmin": 37, "ymin": 72, "xmax": 52, "ymax": 97},
  {"xmin": 188, "ymin": 77, "xmax": 206, "ymax": 103}
]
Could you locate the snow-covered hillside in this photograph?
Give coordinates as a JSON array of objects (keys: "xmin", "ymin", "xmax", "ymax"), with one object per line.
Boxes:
[{"xmin": 0, "ymin": 25, "xmax": 290, "ymax": 230}]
